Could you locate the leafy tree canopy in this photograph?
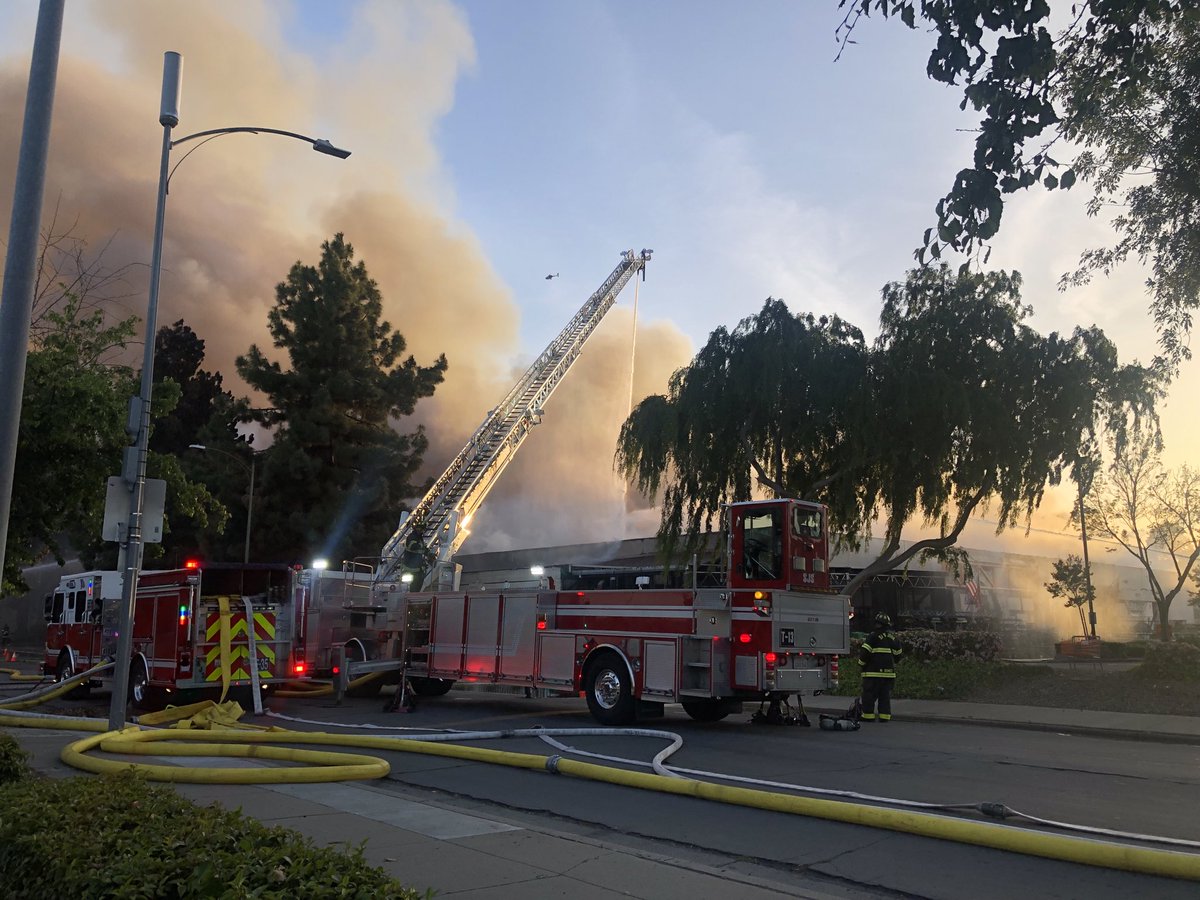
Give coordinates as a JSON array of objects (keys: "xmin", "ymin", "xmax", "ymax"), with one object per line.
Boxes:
[
  {"xmin": 617, "ymin": 301, "xmax": 872, "ymax": 563},
  {"xmin": 236, "ymin": 234, "xmax": 447, "ymax": 566},
  {"xmin": 3, "ymin": 296, "xmax": 137, "ymax": 594},
  {"xmin": 5, "ymin": 298, "xmax": 221, "ymax": 591},
  {"xmin": 838, "ymin": 1, "xmax": 1199, "ymax": 362},
  {"xmin": 150, "ymin": 320, "xmax": 235, "ymax": 457},
  {"xmin": 146, "ymin": 319, "xmax": 243, "ymax": 565},
  {"xmin": 617, "ymin": 266, "xmax": 1159, "ymax": 596},
  {"xmin": 1045, "ymin": 554, "xmax": 1095, "ymax": 635},
  {"xmin": 1084, "ymin": 426, "xmax": 1200, "ymax": 638}
]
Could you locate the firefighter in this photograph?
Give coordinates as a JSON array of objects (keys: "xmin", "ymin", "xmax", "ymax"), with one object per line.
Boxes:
[
  {"xmin": 1, "ymin": 623, "xmax": 11, "ymax": 662},
  {"xmin": 859, "ymin": 613, "xmax": 902, "ymax": 721}
]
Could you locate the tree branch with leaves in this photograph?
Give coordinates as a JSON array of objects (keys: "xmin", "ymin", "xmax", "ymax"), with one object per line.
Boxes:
[{"xmin": 837, "ymin": 0, "xmax": 1199, "ymax": 364}]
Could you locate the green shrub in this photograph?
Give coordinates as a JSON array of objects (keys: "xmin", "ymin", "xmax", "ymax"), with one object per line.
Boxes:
[
  {"xmin": 1176, "ymin": 632, "xmax": 1200, "ymax": 651},
  {"xmin": 1134, "ymin": 641, "xmax": 1200, "ymax": 682},
  {"xmin": 0, "ymin": 771, "xmax": 426, "ymax": 899},
  {"xmin": 0, "ymin": 734, "xmax": 29, "ymax": 785},
  {"xmin": 897, "ymin": 628, "xmax": 1003, "ymax": 663},
  {"xmin": 831, "ymin": 657, "xmax": 1041, "ymax": 700}
]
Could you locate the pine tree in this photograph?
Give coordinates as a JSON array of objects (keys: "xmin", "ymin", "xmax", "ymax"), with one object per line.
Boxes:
[{"xmin": 236, "ymin": 234, "xmax": 447, "ymax": 565}]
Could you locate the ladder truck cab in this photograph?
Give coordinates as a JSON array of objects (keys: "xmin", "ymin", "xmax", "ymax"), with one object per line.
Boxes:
[
  {"xmin": 43, "ymin": 562, "xmax": 298, "ymax": 708},
  {"xmin": 381, "ymin": 497, "xmax": 850, "ymax": 725}
]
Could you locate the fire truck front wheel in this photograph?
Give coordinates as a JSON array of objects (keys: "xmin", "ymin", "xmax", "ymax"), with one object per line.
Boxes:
[
  {"xmin": 584, "ymin": 652, "xmax": 635, "ymax": 725},
  {"xmin": 56, "ymin": 653, "xmax": 90, "ymax": 699}
]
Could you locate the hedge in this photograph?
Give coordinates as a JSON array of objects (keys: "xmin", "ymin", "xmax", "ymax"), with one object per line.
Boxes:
[
  {"xmin": 0, "ymin": 770, "xmax": 428, "ymax": 899},
  {"xmin": 850, "ymin": 629, "xmax": 1003, "ymax": 663},
  {"xmin": 1134, "ymin": 641, "xmax": 1200, "ymax": 682}
]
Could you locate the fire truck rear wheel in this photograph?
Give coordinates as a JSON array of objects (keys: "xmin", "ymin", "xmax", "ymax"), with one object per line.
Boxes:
[
  {"xmin": 409, "ymin": 677, "xmax": 454, "ymax": 697},
  {"xmin": 680, "ymin": 699, "xmax": 730, "ymax": 722},
  {"xmin": 56, "ymin": 653, "xmax": 90, "ymax": 699},
  {"xmin": 129, "ymin": 659, "xmax": 154, "ymax": 711},
  {"xmin": 585, "ymin": 653, "xmax": 635, "ymax": 725}
]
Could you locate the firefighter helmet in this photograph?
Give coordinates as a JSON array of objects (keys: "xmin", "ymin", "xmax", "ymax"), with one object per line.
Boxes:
[{"xmin": 874, "ymin": 612, "xmax": 892, "ymax": 629}]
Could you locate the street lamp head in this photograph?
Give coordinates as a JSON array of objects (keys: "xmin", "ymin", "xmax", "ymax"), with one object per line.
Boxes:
[
  {"xmin": 188, "ymin": 443, "xmax": 207, "ymax": 451},
  {"xmin": 159, "ymin": 52, "xmax": 183, "ymax": 127},
  {"xmin": 312, "ymin": 138, "xmax": 351, "ymax": 159}
]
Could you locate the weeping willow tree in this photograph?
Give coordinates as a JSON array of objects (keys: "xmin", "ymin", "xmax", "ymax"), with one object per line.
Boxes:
[
  {"xmin": 617, "ymin": 268, "xmax": 1160, "ymax": 596},
  {"xmin": 615, "ymin": 300, "xmax": 873, "ymax": 564}
]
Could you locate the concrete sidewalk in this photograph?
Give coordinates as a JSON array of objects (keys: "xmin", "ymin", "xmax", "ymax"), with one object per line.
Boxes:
[{"xmin": 2, "ymin": 724, "xmax": 864, "ymax": 899}]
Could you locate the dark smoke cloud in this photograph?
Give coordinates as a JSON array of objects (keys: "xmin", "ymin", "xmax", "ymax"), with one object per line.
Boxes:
[{"xmin": 0, "ymin": 1, "xmax": 695, "ymax": 553}]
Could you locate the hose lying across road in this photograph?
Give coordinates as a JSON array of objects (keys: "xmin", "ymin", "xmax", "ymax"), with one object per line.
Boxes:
[{"xmin": 0, "ymin": 668, "xmax": 1197, "ymax": 882}]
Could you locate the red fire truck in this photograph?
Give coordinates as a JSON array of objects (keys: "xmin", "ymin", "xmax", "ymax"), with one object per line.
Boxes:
[
  {"xmin": 44, "ymin": 562, "xmax": 300, "ymax": 708},
  {"xmin": 377, "ymin": 498, "xmax": 849, "ymax": 724}
]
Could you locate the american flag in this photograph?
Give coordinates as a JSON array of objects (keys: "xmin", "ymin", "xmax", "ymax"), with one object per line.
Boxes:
[{"xmin": 965, "ymin": 579, "xmax": 981, "ymax": 607}]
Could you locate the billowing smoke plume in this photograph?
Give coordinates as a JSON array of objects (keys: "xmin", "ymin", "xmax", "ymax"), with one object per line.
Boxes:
[{"xmin": 0, "ymin": 1, "xmax": 694, "ymax": 553}]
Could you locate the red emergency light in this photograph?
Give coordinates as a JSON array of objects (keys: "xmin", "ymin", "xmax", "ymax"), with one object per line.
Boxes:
[
  {"xmin": 293, "ymin": 662, "xmax": 306, "ymax": 675},
  {"xmin": 184, "ymin": 559, "xmax": 201, "ymax": 570}
]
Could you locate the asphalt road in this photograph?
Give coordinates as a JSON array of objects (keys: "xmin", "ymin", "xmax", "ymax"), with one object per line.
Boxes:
[{"xmin": 256, "ymin": 688, "xmax": 1200, "ymax": 899}]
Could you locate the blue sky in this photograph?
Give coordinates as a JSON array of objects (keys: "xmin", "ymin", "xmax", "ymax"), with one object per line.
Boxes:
[
  {"xmin": 436, "ymin": 1, "xmax": 969, "ymax": 353},
  {"xmin": 0, "ymin": 0, "xmax": 1193, "ymax": 559}
]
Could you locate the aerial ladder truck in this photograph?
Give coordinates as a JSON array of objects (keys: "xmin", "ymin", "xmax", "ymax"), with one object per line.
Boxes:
[
  {"xmin": 291, "ymin": 249, "xmax": 653, "ymax": 683},
  {"xmin": 377, "ymin": 247, "xmax": 654, "ymax": 591}
]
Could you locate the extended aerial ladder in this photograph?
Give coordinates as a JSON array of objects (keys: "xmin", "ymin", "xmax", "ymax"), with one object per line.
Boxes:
[{"xmin": 374, "ymin": 248, "xmax": 653, "ymax": 589}]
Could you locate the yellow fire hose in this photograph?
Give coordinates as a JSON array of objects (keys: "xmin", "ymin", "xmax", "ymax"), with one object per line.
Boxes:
[
  {"xmin": 273, "ymin": 670, "xmax": 385, "ymax": 698},
  {"xmin": 0, "ymin": 678, "xmax": 1197, "ymax": 881},
  {"xmin": 0, "ymin": 662, "xmax": 114, "ymax": 710}
]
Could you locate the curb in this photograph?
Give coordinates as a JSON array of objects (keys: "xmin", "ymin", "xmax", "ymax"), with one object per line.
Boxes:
[{"xmin": 807, "ymin": 705, "xmax": 1200, "ymax": 746}]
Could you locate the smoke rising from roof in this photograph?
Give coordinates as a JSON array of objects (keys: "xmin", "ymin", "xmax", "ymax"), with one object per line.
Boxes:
[{"xmin": 0, "ymin": 0, "xmax": 694, "ymax": 552}]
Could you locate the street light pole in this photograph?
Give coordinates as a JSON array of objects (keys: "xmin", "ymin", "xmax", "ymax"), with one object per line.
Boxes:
[
  {"xmin": 108, "ymin": 51, "xmax": 181, "ymax": 733},
  {"xmin": 107, "ymin": 52, "xmax": 349, "ymax": 732}
]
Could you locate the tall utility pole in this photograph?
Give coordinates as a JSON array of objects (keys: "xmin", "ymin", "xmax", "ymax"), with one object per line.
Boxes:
[
  {"xmin": 108, "ymin": 51, "xmax": 182, "ymax": 732},
  {"xmin": 0, "ymin": 0, "xmax": 65, "ymax": 592}
]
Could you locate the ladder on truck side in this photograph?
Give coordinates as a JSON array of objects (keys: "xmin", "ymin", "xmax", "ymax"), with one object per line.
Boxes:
[{"xmin": 375, "ymin": 248, "xmax": 653, "ymax": 588}]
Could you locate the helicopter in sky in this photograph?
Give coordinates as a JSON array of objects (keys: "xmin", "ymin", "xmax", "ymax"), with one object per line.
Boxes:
[{"xmin": 545, "ymin": 272, "xmax": 559, "ymax": 280}]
